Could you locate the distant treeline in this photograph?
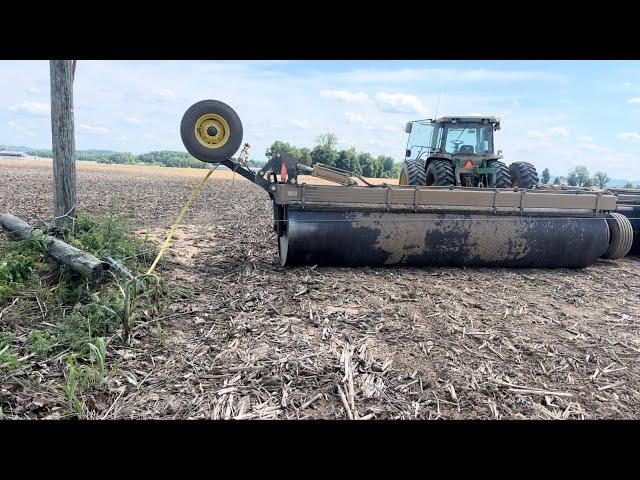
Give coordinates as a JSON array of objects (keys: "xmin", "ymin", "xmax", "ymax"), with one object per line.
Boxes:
[
  {"xmin": 266, "ymin": 133, "xmax": 401, "ymax": 179},
  {"xmin": 22, "ymin": 149, "xmax": 265, "ymax": 169},
  {"xmin": 18, "ymin": 133, "xmax": 402, "ymax": 179}
]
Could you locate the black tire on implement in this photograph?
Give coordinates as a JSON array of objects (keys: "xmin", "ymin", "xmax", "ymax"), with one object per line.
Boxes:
[
  {"xmin": 602, "ymin": 212, "xmax": 634, "ymax": 259},
  {"xmin": 487, "ymin": 160, "xmax": 511, "ymax": 188},
  {"xmin": 399, "ymin": 160, "xmax": 426, "ymax": 186},
  {"xmin": 510, "ymin": 161, "xmax": 539, "ymax": 189},
  {"xmin": 180, "ymin": 99, "xmax": 243, "ymax": 163},
  {"xmin": 425, "ymin": 159, "xmax": 455, "ymax": 186}
]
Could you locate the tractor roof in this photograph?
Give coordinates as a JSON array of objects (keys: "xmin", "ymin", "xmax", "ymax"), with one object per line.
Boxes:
[{"xmin": 434, "ymin": 116, "xmax": 499, "ymax": 124}]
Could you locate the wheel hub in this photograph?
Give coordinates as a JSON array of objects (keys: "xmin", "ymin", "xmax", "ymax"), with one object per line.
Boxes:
[{"xmin": 194, "ymin": 113, "xmax": 230, "ymax": 149}]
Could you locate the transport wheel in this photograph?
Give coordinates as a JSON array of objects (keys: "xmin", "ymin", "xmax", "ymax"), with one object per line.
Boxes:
[
  {"xmin": 510, "ymin": 161, "xmax": 539, "ymax": 189},
  {"xmin": 399, "ymin": 160, "xmax": 426, "ymax": 186},
  {"xmin": 425, "ymin": 160, "xmax": 455, "ymax": 186},
  {"xmin": 602, "ymin": 212, "xmax": 634, "ymax": 259},
  {"xmin": 487, "ymin": 160, "xmax": 511, "ymax": 188},
  {"xmin": 180, "ymin": 99, "xmax": 243, "ymax": 163}
]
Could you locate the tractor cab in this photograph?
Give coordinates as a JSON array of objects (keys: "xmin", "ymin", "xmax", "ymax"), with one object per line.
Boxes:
[{"xmin": 405, "ymin": 116, "xmax": 500, "ymax": 161}]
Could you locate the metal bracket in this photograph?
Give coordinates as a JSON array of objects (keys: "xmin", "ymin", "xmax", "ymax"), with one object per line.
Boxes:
[
  {"xmin": 301, "ymin": 183, "xmax": 306, "ymax": 210},
  {"xmin": 492, "ymin": 189, "xmax": 498, "ymax": 215}
]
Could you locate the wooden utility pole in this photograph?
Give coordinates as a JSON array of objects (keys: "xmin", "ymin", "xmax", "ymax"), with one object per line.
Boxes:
[{"xmin": 50, "ymin": 60, "xmax": 77, "ymax": 221}]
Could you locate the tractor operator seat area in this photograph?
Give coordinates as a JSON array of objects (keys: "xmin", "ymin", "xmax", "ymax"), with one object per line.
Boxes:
[{"xmin": 442, "ymin": 122, "xmax": 493, "ymax": 155}]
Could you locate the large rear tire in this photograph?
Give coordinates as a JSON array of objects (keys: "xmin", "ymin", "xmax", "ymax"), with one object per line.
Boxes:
[
  {"xmin": 399, "ymin": 160, "xmax": 426, "ymax": 186},
  {"xmin": 487, "ymin": 160, "xmax": 511, "ymax": 188},
  {"xmin": 510, "ymin": 162, "xmax": 539, "ymax": 189},
  {"xmin": 425, "ymin": 160, "xmax": 455, "ymax": 186}
]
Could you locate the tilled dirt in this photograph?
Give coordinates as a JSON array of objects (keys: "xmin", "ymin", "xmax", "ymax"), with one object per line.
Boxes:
[{"xmin": 2, "ymin": 159, "xmax": 640, "ymax": 419}]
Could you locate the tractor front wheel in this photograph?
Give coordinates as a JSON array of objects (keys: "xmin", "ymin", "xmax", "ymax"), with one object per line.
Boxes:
[
  {"xmin": 510, "ymin": 162, "xmax": 539, "ymax": 189},
  {"xmin": 425, "ymin": 160, "xmax": 455, "ymax": 186},
  {"xmin": 399, "ymin": 160, "xmax": 426, "ymax": 186}
]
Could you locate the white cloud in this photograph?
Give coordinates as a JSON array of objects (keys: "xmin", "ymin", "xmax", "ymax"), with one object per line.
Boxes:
[
  {"xmin": 124, "ymin": 116, "xmax": 143, "ymax": 125},
  {"xmin": 383, "ymin": 125, "xmax": 398, "ymax": 132},
  {"xmin": 578, "ymin": 143, "xmax": 606, "ymax": 151},
  {"xmin": 374, "ymin": 92, "xmax": 428, "ymax": 115},
  {"xmin": 9, "ymin": 100, "xmax": 50, "ymax": 116},
  {"xmin": 527, "ymin": 126, "xmax": 570, "ymax": 138},
  {"xmin": 624, "ymin": 82, "xmax": 633, "ymax": 87},
  {"xmin": 628, "ymin": 97, "xmax": 640, "ymax": 104},
  {"xmin": 26, "ymin": 87, "xmax": 41, "ymax": 95},
  {"xmin": 340, "ymin": 68, "xmax": 566, "ymax": 84},
  {"xmin": 577, "ymin": 135, "xmax": 593, "ymax": 142},
  {"xmin": 157, "ymin": 88, "xmax": 176, "ymax": 100},
  {"xmin": 291, "ymin": 119, "xmax": 310, "ymax": 129},
  {"xmin": 344, "ymin": 112, "xmax": 366, "ymax": 125},
  {"xmin": 320, "ymin": 90, "xmax": 370, "ymax": 104},
  {"xmin": 79, "ymin": 123, "xmax": 109, "ymax": 134},
  {"xmin": 618, "ymin": 132, "xmax": 640, "ymax": 142},
  {"xmin": 7, "ymin": 120, "xmax": 20, "ymax": 128}
]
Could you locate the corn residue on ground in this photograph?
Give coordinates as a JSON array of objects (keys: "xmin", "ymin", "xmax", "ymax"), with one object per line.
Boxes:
[{"xmin": 1, "ymin": 159, "xmax": 640, "ymax": 419}]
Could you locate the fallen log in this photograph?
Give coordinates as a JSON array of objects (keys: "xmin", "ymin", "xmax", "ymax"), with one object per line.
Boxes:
[{"xmin": 0, "ymin": 213, "xmax": 105, "ymax": 281}]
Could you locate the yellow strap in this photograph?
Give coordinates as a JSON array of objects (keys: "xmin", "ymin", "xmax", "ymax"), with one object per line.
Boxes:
[{"xmin": 146, "ymin": 169, "xmax": 213, "ymax": 275}]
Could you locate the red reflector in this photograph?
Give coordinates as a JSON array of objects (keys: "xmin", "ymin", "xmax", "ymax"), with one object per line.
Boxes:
[
  {"xmin": 463, "ymin": 160, "xmax": 473, "ymax": 169},
  {"xmin": 280, "ymin": 162, "xmax": 287, "ymax": 182}
]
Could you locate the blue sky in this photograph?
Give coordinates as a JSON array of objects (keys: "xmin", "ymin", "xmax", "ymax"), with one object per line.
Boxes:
[{"xmin": 1, "ymin": 60, "xmax": 640, "ymax": 178}]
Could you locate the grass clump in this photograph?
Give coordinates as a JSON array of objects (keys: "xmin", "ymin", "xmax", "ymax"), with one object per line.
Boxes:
[{"xmin": 0, "ymin": 213, "xmax": 168, "ymax": 417}]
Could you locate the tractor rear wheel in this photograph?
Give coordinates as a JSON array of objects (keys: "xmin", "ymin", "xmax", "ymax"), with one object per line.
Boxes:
[
  {"xmin": 510, "ymin": 162, "xmax": 539, "ymax": 189},
  {"xmin": 487, "ymin": 160, "xmax": 511, "ymax": 188},
  {"xmin": 399, "ymin": 160, "xmax": 426, "ymax": 186},
  {"xmin": 425, "ymin": 160, "xmax": 455, "ymax": 186}
]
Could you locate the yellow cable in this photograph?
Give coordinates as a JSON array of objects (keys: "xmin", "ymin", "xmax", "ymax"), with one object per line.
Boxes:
[{"xmin": 146, "ymin": 169, "xmax": 213, "ymax": 275}]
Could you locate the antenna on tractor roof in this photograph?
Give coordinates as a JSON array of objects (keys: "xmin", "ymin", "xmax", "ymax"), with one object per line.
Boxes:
[{"xmin": 433, "ymin": 92, "xmax": 441, "ymax": 120}]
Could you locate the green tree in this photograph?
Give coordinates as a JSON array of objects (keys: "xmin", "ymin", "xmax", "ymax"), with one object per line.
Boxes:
[
  {"xmin": 553, "ymin": 176, "xmax": 566, "ymax": 185},
  {"xmin": 592, "ymin": 171, "xmax": 610, "ymax": 189},
  {"xmin": 265, "ymin": 141, "xmax": 299, "ymax": 160},
  {"xmin": 311, "ymin": 144, "xmax": 337, "ymax": 167},
  {"xmin": 315, "ymin": 133, "xmax": 338, "ymax": 150},
  {"xmin": 567, "ymin": 165, "xmax": 592, "ymax": 187},
  {"xmin": 377, "ymin": 155, "xmax": 396, "ymax": 177},
  {"xmin": 357, "ymin": 153, "xmax": 381, "ymax": 177},
  {"xmin": 624, "ymin": 181, "xmax": 634, "ymax": 188},
  {"xmin": 298, "ymin": 147, "xmax": 312, "ymax": 166},
  {"xmin": 541, "ymin": 168, "xmax": 551, "ymax": 184},
  {"xmin": 335, "ymin": 147, "xmax": 361, "ymax": 174}
]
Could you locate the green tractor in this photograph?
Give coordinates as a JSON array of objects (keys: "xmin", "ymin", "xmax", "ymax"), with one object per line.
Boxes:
[{"xmin": 399, "ymin": 116, "xmax": 538, "ymax": 189}]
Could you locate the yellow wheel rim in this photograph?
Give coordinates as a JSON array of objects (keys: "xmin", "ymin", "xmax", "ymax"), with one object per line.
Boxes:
[
  {"xmin": 399, "ymin": 168, "xmax": 408, "ymax": 185},
  {"xmin": 194, "ymin": 113, "xmax": 230, "ymax": 149}
]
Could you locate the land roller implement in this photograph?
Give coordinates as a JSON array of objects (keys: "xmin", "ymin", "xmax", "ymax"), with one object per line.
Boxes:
[{"xmin": 180, "ymin": 99, "xmax": 633, "ymax": 268}]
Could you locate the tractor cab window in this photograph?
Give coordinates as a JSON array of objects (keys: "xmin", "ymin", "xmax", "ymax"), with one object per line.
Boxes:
[
  {"xmin": 405, "ymin": 121, "xmax": 435, "ymax": 160},
  {"xmin": 442, "ymin": 122, "xmax": 493, "ymax": 155}
]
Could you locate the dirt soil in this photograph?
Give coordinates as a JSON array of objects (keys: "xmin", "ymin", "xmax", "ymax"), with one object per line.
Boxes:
[{"xmin": 2, "ymin": 159, "xmax": 640, "ymax": 419}]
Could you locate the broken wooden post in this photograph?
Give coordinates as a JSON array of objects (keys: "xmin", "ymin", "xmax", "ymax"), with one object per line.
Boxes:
[
  {"xmin": 50, "ymin": 60, "xmax": 77, "ymax": 221},
  {"xmin": 0, "ymin": 213, "xmax": 105, "ymax": 281}
]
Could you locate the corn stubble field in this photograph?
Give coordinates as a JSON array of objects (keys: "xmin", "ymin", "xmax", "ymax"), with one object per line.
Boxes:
[{"xmin": 1, "ymin": 158, "xmax": 640, "ymax": 419}]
